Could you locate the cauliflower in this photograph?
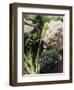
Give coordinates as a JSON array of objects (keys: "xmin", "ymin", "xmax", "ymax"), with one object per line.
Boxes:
[{"xmin": 42, "ymin": 20, "xmax": 63, "ymax": 50}]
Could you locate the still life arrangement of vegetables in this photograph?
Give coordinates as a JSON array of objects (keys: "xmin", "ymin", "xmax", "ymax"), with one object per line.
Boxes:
[{"xmin": 24, "ymin": 15, "xmax": 63, "ymax": 74}]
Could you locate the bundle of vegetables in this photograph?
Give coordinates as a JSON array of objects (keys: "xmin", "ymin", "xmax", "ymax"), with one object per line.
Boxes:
[{"xmin": 24, "ymin": 15, "xmax": 63, "ymax": 74}]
